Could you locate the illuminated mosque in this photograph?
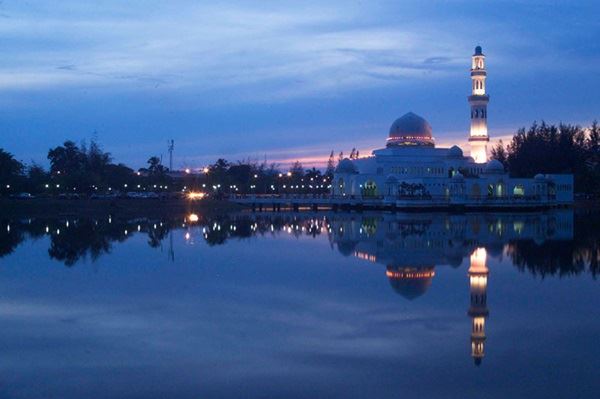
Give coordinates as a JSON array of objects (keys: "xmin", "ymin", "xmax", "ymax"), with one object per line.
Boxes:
[
  {"xmin": 332, "ymin": 47, "xmax": 573, "ymax": 207},
  {"xmin": 330, "ymin": 211, "xmax": 573, "ymax": 365}
]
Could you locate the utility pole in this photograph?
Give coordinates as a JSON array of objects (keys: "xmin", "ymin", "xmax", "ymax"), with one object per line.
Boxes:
[{"xmin": 168, "ymin": 139, "xmax": 175, "ymax": 171}]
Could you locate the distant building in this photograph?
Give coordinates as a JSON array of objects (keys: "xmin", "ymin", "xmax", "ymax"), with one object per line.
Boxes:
[{"xmin": 332, "ymin": 46, "xmax": 573, "ymax": 208}]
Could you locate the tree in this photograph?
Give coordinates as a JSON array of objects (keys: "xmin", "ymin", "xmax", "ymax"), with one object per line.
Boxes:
[
  {"xmin": 26, "ymin": 163, "xmax": 48, "ymax": 193},
  {"xmin": 325, "ymin": 151, "xmax": 335, "ymax": 178},
  {"xmin": 0, "ymin": 148, "xmax": 24, "ymax": 193},
  {"xmin": 289, "ymin": 161, "xmax": 304, "ymax": 177},
  {"xmin": 490, "ymin": 139, "xmax": 508, "ymax": 167},
  {"xmin": 47, "ymin": 141, "xmax": 87, "ymax": 191},
  {"xmin": 501, "ymin": 121, "xmax": 597, "ymax": 193},
  {"xmin": 147, "ymin": 156, "xmax": 163, "ymax": 175}
]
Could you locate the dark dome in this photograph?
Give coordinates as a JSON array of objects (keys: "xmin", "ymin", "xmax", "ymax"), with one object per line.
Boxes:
[
  {"xmin": 448, "ymin": 145, "xmax": 463, "ymax": 158},
  {"xmin": 337, "ymin": 240, "xmax": 358, "ymax": 257},
  {"xmin": 335, "ymin": 158, "xmax": 357, "ymax": 174},
  {"xmin": 475, "ymin": 46, "xmax": 483, "ymax": 55},
  {"xmin": 386, "ymin": 266, "xmax": 435, "ymax": 300},
  {"xmin": 485, "ymin": 159, "xmax": 504, "ymax": 174},
  {"xmin": 387, "ymin": 112, "xmax": 434, "ymax": 147}
]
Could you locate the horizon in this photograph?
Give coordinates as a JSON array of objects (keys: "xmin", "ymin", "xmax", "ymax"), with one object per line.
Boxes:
[{"xmin": 1, "ymin": 1, "xmax": 599, "ymax": 170}]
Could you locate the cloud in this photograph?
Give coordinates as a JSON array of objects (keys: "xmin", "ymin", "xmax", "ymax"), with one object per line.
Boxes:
[{"xmin": 0, "ymin": 2, "xmax": 469, "ymax": 99}]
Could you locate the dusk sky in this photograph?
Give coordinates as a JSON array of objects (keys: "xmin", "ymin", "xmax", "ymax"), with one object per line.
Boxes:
[{"xmin": 1, "ymin": 0, "xmax": 599, "ymax": 170}]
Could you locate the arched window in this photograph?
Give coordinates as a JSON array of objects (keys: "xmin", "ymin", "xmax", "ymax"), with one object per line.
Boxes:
[
  {"xmin": 362, "ymin": 181, "xmax": 377, "ymax": 198},
  {"xmin": 471, "ymin": 184, "xmax": 481, "ymax": 199},
  {"xmin": 496, "ymin": 182, "xmax": 505, "ymax": 197}
]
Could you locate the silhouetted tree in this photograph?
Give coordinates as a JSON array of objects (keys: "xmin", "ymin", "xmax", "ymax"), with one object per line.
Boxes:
[{"xmin": 0, "ymin": 148, "xmax": 24, "ymax": 194}]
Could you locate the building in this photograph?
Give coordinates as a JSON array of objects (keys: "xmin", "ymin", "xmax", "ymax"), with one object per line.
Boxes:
[{"xmin": 332, "ymin": 46, "xmax": 573, "ymax": 209}]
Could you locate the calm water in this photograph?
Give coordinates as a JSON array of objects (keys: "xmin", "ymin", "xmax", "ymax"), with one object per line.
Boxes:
[{"xmin": 0, "ymin": 210, "xmax": 598, "ymax": 398}]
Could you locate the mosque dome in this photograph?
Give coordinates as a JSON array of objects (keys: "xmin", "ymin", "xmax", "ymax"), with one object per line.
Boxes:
[
  {"xmin": 534, "ymin": 173, "xmax": 546, "ymax": 181},
  {"xmin": 484, "ymin": 159, "xmax": 504, "ymax": 174},
  {"xmin": 337, "ymin": 240, "xmax": 358, "ymax": 257},
  {"xmin": 335, "ymin": 158, "xmax": 358, "ymax": 174},
  {"xmin": 475, "ymin": 45, "xmax": 483, "ymax": 56},
  {"xmin": 448, "ymin": 145, "xmax": 463, "ymax": 158},
  {"xmin": 385, "ymin": 266, "xmax": 435, "ymax": 300},
  {"xmin": 387, "ymin": 112, "xmax": 434, "ymax": 148}
]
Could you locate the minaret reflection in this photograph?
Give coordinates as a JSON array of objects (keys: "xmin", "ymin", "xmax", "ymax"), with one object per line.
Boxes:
[{"xmin": 468, "ymin": 247, "xmax": 489, "ymax": 366}]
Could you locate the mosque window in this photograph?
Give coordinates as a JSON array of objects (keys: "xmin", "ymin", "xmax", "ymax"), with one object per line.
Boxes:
[
  {"xmin": 362, "ymin": 181, "xmax": 378, "ymax": 198},
  {"xmin": 513, "ymin": 185, "xmax": 525, "ymax": 196}
]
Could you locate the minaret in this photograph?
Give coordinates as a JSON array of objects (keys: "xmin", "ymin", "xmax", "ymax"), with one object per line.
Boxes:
[
  {"xmin": 468, "ymin": 247, "xmax": 489, "ymax": 366},
  {"xmin": 468, "ymin": 46, "xmax": 490, "ymax": 164}
]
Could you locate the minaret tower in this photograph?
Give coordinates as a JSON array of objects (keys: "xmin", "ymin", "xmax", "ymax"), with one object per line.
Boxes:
[
  {"xmin": 468, "ymin": 46, "xmax": 490, "ymax": 163},
  {"xmin": 468, "ymin": 247, "xmax": 489, "ymax": 366}
]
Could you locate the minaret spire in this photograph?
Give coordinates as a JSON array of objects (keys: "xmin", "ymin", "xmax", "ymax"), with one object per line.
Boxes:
[{"xmin": 468, "ymin": 45, "xmax": 490, "ymax": 163}]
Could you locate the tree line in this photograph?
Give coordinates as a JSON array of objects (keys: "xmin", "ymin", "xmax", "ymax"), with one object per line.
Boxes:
[
  {"xmin": 491, "ymin": 121, "xmax": 600, "ymax": 195},
  {"xmin": 0, "ymin": 140, "xmax": 359, "ymax": 196}
]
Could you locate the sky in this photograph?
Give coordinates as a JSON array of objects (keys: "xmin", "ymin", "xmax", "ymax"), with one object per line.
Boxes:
[{"xmin": 0, "ymin": 0, "xmax": 599, "ymax": 170}]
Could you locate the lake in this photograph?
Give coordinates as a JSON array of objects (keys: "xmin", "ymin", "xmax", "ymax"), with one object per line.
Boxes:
[{"xmin": 0, "ymin": 210, "xmax": 598, "ymax": 398}]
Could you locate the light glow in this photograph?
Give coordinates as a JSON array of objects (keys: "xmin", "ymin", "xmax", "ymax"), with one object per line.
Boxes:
[{"xmin": 187, "ymin": 192, "xmax": 206, "ymax": 200}]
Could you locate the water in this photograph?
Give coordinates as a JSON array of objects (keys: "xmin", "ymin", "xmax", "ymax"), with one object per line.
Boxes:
[{"xmin": 0, "ymin": 210, "xmax": 598, "ymax": 398}]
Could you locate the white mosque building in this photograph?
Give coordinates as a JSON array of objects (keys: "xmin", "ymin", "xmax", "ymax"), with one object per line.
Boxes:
[{"xmin": 332, "ymin": 46, "xmax": 573, "ymax": 208}]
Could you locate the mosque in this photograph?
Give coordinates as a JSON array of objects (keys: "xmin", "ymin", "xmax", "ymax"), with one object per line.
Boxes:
[{"xmin": 332, "ymin": 46, "xmax": 573, "ymax": 208}]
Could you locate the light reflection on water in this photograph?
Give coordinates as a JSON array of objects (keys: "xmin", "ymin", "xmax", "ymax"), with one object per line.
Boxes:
[{"xmin": 0, "ymin": 209, "xmax": 598, "ymax": 398}]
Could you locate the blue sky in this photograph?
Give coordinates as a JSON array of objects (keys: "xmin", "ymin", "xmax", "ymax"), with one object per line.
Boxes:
[{"xmin": 0, "ymin": 0, "xmax": 599, "ymax": 169}]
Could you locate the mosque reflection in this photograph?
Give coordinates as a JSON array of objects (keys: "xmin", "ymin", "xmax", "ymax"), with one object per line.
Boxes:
[
  {"xmin": 327, "ymin": 211, "xmax": 574, "ymax": 365},
  {"xmin": 1, "ymin": 209, "xmax": 598, "ymax": 365}
]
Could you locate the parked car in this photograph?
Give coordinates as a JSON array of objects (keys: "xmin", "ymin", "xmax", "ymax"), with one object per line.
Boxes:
[{"xmin": 12, "ymin": 192, "xmax": 35, "ymax": 199}]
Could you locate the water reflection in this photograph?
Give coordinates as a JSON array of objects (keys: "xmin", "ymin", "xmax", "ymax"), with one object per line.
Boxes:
[
  {"xmin": 0, "ymin": 209, "xmax": 598, "ymax": 394},
  {"xmin": 1, "ymin": 211, "xmax": 598, "ymax": 278},
  {"xmin": 469, "ymin": 247, "xmax": 489, "ymax": 366}
]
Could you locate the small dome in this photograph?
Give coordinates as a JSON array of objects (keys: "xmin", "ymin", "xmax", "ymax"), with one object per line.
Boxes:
[
  {"xmin": 387, "ymin": 112, "xmax": 434, "ymax": 148},
  {"xmin": 485, "ymin": 159, "xmax": 504, "ymax": 174},
  {"xmin": 448, "ymin": 145, "xmax": 463, "ymax": 158},
  {"xmin": 534, "ymin": 173, "xmax": 546, "ymax": 181},
  {"xmin": 335, "ymin": 158, "xmax": 357, "ymax": 174},
  {"xmin": 475, "ymin": 45, "xmax": 483, "ymax": 56}
]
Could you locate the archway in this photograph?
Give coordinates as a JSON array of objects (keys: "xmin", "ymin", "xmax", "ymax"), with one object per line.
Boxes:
[
  {"xmin": 496, "ymin": 182, "xmax": 505, "ymax": 197},
  {"xmin": 471, "ymin": 184, "xmax": 481, "ymax": 199}
]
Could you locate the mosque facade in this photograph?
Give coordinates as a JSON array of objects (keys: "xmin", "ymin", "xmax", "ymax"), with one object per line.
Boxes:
[{"xmin": 332, "ymin": 46, "xmax": 573, "ymax": 208}]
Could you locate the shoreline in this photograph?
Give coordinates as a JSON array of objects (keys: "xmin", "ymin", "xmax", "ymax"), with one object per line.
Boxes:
[
  {"xmin": 0, "ymin": 198, "xmax": 242, "ymax": 219},
  {"xmin": 0, "ymin": 197, "xmax": 596, "ymax": 219}
]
